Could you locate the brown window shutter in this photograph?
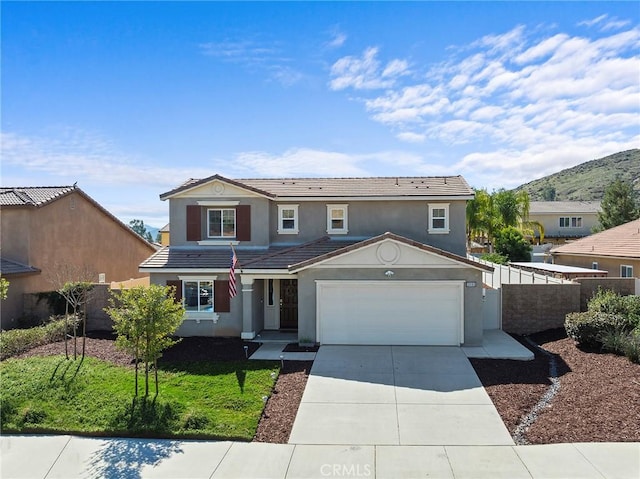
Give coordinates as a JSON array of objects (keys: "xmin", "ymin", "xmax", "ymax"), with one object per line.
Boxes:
[
  {"xmin": 166, "ymin": 280, "xmax": 182, "ymax": 304},
  {"xmin": 186, "ymin": 205, "xmax": 202, "ymax": 241},
  {"xmin": 214, "ymin": 280, "xmax": 231, "ymax": 312},
  {"xmin": 236, "ymin": 205, "xmax": 251, "ymax": 241}
]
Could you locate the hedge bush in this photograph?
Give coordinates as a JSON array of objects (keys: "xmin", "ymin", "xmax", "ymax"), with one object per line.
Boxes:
[
  {"xmin": 565, "ymin": 289, "xmax": 640, "ymax": 363},
  {"xmin": 565, "ymin": 311, "xmax": 628, "ymax": 347},
  {"xmin": 0, "ymin": 316, "xmax": 77, "ymax": 360}
]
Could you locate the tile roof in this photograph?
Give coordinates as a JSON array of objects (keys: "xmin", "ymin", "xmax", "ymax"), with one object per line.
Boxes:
[
  {"xmin": 529, "ymin": 201, "xmax": 601, "ymax": 214},
  {"xmin": 288, "ymin": 232, "xmax": 494, "ymax": 272},
  {"xmin": 551, "ymin": 219, "xmax": 640, "ymax": 259},
  {"xmin": 140, "ymin": 234, "xmax": 492, "ymax": 273},
  {"xmin": 140, "ymin": 238, "xmax": 362, "ymax": 271},
  {"xmin": 0, "ymin": 258, "xmax": 41, "ymax": 276},
  {"xmin": 0, "ymin": 186, "xmax": 76, "ymax": 207},
  {"xmin": 161, "ymin": 174, "xmax": 474, "ymax": 200}
]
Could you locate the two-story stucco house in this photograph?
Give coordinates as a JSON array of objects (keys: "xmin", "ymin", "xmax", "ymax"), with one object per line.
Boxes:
[
  {"xmin": 528, "ymin": 201, "xmax": 601, "ymax": 243},
  {"xmin": 140, "ymin": 175, "xmax": 492, "ymax": 346},
  {"xmin": 0, "ymin": 186, "xmax": 158, "ymax": 328}
]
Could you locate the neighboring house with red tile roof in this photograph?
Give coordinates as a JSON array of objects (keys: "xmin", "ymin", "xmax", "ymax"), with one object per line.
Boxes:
[
  {"xmin": 141, "ymin": 174, "xmax": 493, "ymax": 346},
  {"xmin": 0, "ymin": 186, "xmax": 158, "ymax": 328},
  {"xmin": 551, "ymin": 219, "xmax": 640, "ymax": 278},
  {"xmin": 528, "ymin": 201, "xmax": 601, "ymax": 243}
]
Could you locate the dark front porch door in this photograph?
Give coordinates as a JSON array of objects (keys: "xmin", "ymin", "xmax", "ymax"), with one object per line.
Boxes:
[{"xmin": 279, "ymin": 279, "xmax": 298, "ymax": 330}]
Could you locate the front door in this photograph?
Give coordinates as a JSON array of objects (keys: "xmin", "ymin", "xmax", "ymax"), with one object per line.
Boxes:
[{"xmin": 279, "ymin": 279, "xmax": 298, "ymax": 330}]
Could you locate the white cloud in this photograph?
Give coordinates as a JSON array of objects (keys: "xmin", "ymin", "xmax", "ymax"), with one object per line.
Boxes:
[
  {"xmin": 578, "ymin": 14, "xmax": 631, "ymax": 32},
  {"xmin": 396, "ymin": 131, "xmax": 426, "ymax": 143},
  {"xmin": 230, "ymin": 147, "xmax": 427, "ymax": 177},
  {"xmin": 326, "ymin": 28, "xmax": 347, "ymax": 49},
  {"xmin": 0, "ymin": 130, "xmax": 213, "ymax": 189},
  {"xmin": 329, "ymin": 47, "xmax": 409, "ymax": 90},
  {"xmin": 330, "ymin": 20, "xmax": 639, "ymax": 189},
  {"xmin": 199, "ymin": 38, "xmax": 303, "ymax": 86}
]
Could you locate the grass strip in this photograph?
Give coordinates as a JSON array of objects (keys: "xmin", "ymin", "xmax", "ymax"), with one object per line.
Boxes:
[{"xmin": 1, "ymin": 355, "xmax": 278, "ymax": 440}]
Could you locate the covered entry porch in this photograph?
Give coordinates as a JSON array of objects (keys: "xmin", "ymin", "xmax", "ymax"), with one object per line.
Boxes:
[{"xmin": 240, "ymin": 274, "xmax": 299, "ymax": 340}]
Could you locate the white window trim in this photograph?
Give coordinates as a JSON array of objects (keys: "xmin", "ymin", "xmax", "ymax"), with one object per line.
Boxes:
[
  {"xmin": 326, "ymin": 204, "xmax": 349, "ymax": 235},
  {"xmin": 178, "ymin": 276, "xmax": 220, "ymax": 322},
  {"xmin": 621, "ymin": 265, "xmax": 633, "ymax": 278},
  {"xmin": 207, "ymin": 207, "xmax": 236, "ymax": 239},
  {"xmin": 277, "ymin": 204, "xmax": 299, "ymax": 235},
  {"xmin": 428, "ymin": 203, "xmax": 450, "ymax": 234},
  {"xmin": 559, "ymin": 216, "xmax": 583, "ymax": 228}
]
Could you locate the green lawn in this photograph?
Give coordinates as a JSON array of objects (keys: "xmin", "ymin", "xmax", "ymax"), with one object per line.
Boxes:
[{"xmin": 0, "ymin": 356, "xmax": 279, "ymax": 440}]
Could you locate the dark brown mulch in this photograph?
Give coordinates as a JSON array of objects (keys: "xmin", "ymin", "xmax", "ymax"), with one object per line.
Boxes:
[
  {"xmin": 471, "ymin": 329, "xmax": 640, "ymax": 444},
  {"xmin": 253, "ymin": 361, "xmax": 312, "ymax": 443},
  {"xmin": 282, "ymin": 343, "xmax": 319, "ymax": 353},
  {"xmin": 12, "ymin": 334, "xmax": 261, "ymax": 367},
  {"xmin": 526, "ymin": 330, "xmax": 640, "ymax": 444},
  {"xmin": 470, "ymin": 338, "xmax": 551, "ymax": 435}
]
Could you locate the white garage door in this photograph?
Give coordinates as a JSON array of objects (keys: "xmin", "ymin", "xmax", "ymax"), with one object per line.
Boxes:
[{"xmin": 317, "ymin": 281, "xmax": 463, "ymax": 346}]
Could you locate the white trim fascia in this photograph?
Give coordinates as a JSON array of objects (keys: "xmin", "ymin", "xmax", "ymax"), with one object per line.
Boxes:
[
  {"xmin": 197, "ymin": 200, "xmax": 240, "ymax": 206},
  {"xmin": 140, "ymin": 268, "xmax": 229, "ymax": 274},
  {"xmin": 232, "ymin": 271, "xmax": 295, "ymax": 278},
  {"xmin": 274, "ymin": 195, "xmax": 474, "ymax": 202},
  {"xmin": 141, "ymin": 268, "xmax": 295, "ymax": 276},
  {"xmin": 178, "ymin": 275, "xmax": 218, "ymax": 280},
  {"xmin": 309, "ymin": 263, "xmax": 469, "ymax": 269}
]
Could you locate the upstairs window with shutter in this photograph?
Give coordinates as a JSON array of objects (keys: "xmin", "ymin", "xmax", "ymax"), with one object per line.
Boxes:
[{"xmin": 186, "ymin": 204, "xmax": 251, "ymax": 242}]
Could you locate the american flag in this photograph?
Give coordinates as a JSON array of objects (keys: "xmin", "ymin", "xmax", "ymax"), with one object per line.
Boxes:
[{"xmin": 229, "ymin": 249, "xmax": 238, "ymax": 298}]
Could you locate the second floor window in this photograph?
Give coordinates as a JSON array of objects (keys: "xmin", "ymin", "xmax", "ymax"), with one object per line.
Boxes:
[
  {"xmin": 327, "ymin": 204, "xmax": 348, "ymax": 234},
  {"xmin": 208, "ymin": 208, "xmax": 236, "ymax": 238},
  {"xmin": 621, "ymin": 265, "xmax": 634, "ymax": 278},
  {"xmin": 559, "ymin": 216, "xmax": 582, "ymax": 228},
  {"xmin": 278, "ymin": 205, "xmax": 299, "ymax": 234},
  {"xmin": 428, "ymin": 203, "xmax": 449, "ymax": 234}
]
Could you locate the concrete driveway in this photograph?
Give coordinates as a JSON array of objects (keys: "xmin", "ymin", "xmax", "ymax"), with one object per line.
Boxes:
[{"xmin": 289, "ymin": 345, "xmax": 514, "ymax": 446}]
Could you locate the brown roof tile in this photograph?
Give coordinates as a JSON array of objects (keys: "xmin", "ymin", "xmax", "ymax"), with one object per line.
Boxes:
[
  {"xmin": 551, "ymin": 219, "xmax": 640, "ymax": 259},
  {"xmin": 0, "ymin": 258, "xmax": 41, "ymax": 276},
  {"xmin": 0, "ymin": 186, "xmax": 76, "ymax": 206},
  {"xmin": 161, "ymin": 175, "xmax": 474, "ymax": 200}
]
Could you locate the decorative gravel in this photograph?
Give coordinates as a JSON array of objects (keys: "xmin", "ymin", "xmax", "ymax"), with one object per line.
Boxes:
[{"xmin": 9, "ymin": 329, "xmax": 639, "ymax": 444}]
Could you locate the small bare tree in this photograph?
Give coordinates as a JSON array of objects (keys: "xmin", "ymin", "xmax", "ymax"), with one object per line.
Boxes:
[{"xmin": 48, "ymin": 264, "xmax": 96, "ymax": 359}]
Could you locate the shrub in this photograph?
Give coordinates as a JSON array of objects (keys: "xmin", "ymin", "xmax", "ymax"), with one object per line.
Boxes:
[
  {"xmin": 480, "ymin": 252, "xmax": 509, "ymax": 264},
  {"xmin": 493, "ymin": 226, "xmax": 532, "ymax": 262},
  {"xmin": 622, "ymin": 330, "xmax": 640, "ymax": 363},
  {"xmin": 565, "ymin": 311, "xmax": 627, "ymax": 347},
  {"xmin": 0, "ymin": 316, "xmax": 76, "ymax": 360}
]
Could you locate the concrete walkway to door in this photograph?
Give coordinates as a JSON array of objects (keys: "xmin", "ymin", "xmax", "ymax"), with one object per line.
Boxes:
[{"xmin": 289, "ymin": 345, "xmax": 514, "ymax": 446}]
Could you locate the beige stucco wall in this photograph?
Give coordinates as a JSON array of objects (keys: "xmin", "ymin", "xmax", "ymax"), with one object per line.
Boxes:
[
  {"xmin": 553, "ymin": 254, "xmax": 640, "ymax": 278},
  {"xmin": 1, "ymin": 191, "xmax": 157, "ymax": 328}
]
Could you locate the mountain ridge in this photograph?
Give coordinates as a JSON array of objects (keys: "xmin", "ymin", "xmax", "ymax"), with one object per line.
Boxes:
[{"xmin": 515, "ymin": 149, "xmax": 640, "ymax": 201}]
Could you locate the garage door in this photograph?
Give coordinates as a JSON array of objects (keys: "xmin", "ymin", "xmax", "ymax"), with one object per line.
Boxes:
[{"xmin": 317, "ymin": 281, "xmax": 463, "ymax": 346}]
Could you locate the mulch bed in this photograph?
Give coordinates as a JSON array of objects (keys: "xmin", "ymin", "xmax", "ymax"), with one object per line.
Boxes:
[
  {"xmin": 253, "ymin": 361, "xmax": 312, "ymax": 443},
  {"xmin": 7, "ymin": 329, "xmax": 639, "ymax": 444},
  {"xmin": 471, "ymin": 329, "xmax": 640, "ymax": 444},
  {"xmin": 282, "ymin": 343, "xmax": 319, "ymax": 353}
]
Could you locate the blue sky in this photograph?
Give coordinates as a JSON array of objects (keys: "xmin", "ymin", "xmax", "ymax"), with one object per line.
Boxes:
[{"xmin": 2, "ymin": 1, "xmax": 639, "ymax": 228}]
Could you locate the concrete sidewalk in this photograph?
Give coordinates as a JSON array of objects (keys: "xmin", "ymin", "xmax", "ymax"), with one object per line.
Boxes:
[{"xmin": 1, "ymin": 435, "xmax": 638, "ymax": 478}]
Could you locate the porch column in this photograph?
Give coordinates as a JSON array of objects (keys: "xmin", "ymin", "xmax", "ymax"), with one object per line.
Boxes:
[{"xmin": 240, "ymin": 276, "xmax": 255, "ymax": 339}]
